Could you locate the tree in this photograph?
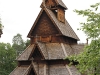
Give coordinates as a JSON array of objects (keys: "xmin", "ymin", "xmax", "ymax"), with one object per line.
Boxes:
[
  {"xmin": 0, "ymin": 18, "xmax": 3, "ymax": 37},
  {"xmin": 12, "ymin": 33, "xmax": 25, "ymax": 56},
  {"xmin": 68, "ymin": 3, "xmax": 100, "ymax": 75},
  {"xmin": 24, "ymin": 39, "xmax": 30, "ymax": 48},
  {"xmin": 12, "ymin": 33, "xmax": 30, "ymax": 56},
  {"xmin": 0, "ymin": 43, "xmax": 16, "ymax": 75},
  {"xmin": 0, "ymin": 18, "xmax": 2, "ymax": 28}
]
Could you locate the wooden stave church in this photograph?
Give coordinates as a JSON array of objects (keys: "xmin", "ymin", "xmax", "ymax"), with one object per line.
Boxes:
[{"xmin": 10, "ymin": 0, "xmax": 84, "ymax": 75}]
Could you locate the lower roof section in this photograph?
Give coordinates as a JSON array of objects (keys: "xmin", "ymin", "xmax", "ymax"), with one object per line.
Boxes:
[
  {"xmin": 10, "ymin": 61, "xmax": 81, "ymax": 75},
  {"xmin": 9, "ymin": 65, "xmax": 31, "ymax": 75},
  {"xmin": 17, "ymin": 42, "xmax": 84, "ymax": 61}
]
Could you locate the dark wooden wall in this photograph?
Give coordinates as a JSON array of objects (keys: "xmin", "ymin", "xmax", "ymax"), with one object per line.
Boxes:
[
  {"xmin": 31, "ymin": 11, "xmax": 59, "ymax": 36},
  {"xmin": 30, "ymin": 36, "xmax": 77, "ymax": 44}
]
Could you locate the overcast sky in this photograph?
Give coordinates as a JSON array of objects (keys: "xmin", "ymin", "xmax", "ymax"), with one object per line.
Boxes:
[{"xmin": 0, "ymin": 0, "xmax": 100, "ymax": 44}]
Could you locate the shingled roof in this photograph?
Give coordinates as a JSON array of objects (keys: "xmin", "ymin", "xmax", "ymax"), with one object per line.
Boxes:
[
  {"xmin": 10, "ymin": 61, "xmax": 81, "ymax": 75},
  {"xmin": 56, "ymin": 0, "xmax": 68, "ymax": 9},
  {"xmin": 17, "ymin": 44, "xmax": 35, "ymax": 61},
  {"xmin": 28, "ymin": 8, "xmax": 79, "ymax": 40},
  {"xmin": 10, "ymin": 65, "xmax": 31, "ymax": 75},
  {"xmin": 17, "ymin": 42, "xmax": 84, "ymax": 61}
]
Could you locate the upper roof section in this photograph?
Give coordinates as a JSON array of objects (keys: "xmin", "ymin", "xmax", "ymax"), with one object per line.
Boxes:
[
  {"xmin": 41, "ymin": 0, "xmax": 67, "ymax": 10},
  {"xmin": 27, "ymin": 8, "xmax": 79, "ymax": 40}
]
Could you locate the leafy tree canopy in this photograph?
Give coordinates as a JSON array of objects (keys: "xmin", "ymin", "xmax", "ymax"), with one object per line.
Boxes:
[
  {"xmin": 0, "ymin": 43, "xmax": 16, "ymax": 75},
  {"xmin": 68, "ymin": 2, "xmax": 100, "ymax": 75},
  {"xmin": 12, "ymin": 33, "xmax": 30, "ymax": 56}
]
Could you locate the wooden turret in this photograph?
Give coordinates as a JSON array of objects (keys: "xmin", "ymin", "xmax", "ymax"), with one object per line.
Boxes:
[{"xmin": 10, "ymin": 0, "xmax": 84, "ymax": 75}]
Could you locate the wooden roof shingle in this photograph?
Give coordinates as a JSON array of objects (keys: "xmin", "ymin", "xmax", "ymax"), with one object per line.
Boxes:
[
  {"xmin": 45, "ymin": 8, "xmax": 80, "ymax": 40},
  {"xmin": 46, "ymin": 43, "xmax": 65, "ymax": 59},
  {"xmin": 17, "ymin": 44, "xmax": 35, "ymax": 61},
  {"xmin": 69, "ymin": 65, "xmax": 81, "ymax": 75},
  {"xmin": 50, "ymin": 64, "xmax": 70, "ymax": 75},
  {"xmin": 28, "ymin": 8, "xmax": 79, "ymax": 40},
  {"xmin": 17, "ymin": 42, "xmax": 84, "ymax": 61},
  {"xmin": 9, "ymin": 65, "xmax": 31, "ymax": 75},
  {"xmin": 71, "ymin": 44, "xmax": 84, "ymax": 55},
  {"xmin": 56, "ymin": 0, "xmax": 68, "ymax": 9}
]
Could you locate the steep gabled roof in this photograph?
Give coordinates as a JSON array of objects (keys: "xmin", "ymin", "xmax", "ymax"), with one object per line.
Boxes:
[
  {"xmin": 56, "ymin": 0, "xmax": 68, "ymax": 9},
  {"xmin": 41, "ymin": 0, "xmax": 67, "ymax": 9},
  {"xmin": 45, "ymin": 8, "xmax": 80, "ymax": 40},
  {"xmin": 17, "ymin": 43, "xmax": 47, "ymax": 61},
  {"xmin": 9, "ymin": 65, "xmax": 31, "ymax": 75},
  {"xmin": 17, "ymin": 42, "xmax": 84, "ymax": 61},
  {"xmin": 27, "ymin": 9, "xmax": 61, "ymax": 37},
  {"xmin": 27, "ymin": 8, "xmax": 79, "ymax": 40},
  {"xmin": 50, "ymin": 64, "xmax": 70, "ymax": 75},
  {"xmin": 17, "ymin": 44, "xmax": 35, "ymax": 61}
]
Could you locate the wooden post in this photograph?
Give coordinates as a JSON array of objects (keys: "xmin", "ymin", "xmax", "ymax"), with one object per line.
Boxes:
[{"xmin": 44, "ymin": 64, "xmax": 46, "ymax": 75}]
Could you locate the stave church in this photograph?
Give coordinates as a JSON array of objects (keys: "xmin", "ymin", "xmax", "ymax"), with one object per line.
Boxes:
[{"xmin": 10, "ymin": 0, "xmax": 84, "ymax": 75}]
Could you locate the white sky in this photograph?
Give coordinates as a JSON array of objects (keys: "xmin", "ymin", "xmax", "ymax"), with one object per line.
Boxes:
[{"xmin": 0, "ymin": 0, "xmax": 100, "ymax": 44}]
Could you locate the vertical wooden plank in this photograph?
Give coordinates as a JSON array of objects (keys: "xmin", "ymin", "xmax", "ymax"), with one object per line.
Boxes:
[{"xmin": 44, "ymin": 64, "xmax": 46, "ymax": 75}]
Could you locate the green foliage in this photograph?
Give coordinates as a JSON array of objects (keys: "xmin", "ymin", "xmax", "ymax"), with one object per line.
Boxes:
[
  {"xmin": 12, "ymin": 33, "xmax": 30, "ymax": 56},
  {"xmin": 0, "ymin": 33, "xmax": 30, "ymax": 75},
  {"xmin": 0, "ymin": 18, "xmax": 3, "ymax": 29},
  {"xmin": 0, "ymin": 43, "xmax": 17, "ymax": 75},
  {"xmin": 12, "ymin": 33, "xmax": 25, "ymax": 56},
  {"xmin": 24, "ymin": 39, "xmax": 30, "ymax": 48},
  {"xmin": 68, "ymin": 2, "xmax": 100, "ymax": 75},
  {"xmin": 74, "ymin": 2, "xmax": 100, "ymax": 39}
]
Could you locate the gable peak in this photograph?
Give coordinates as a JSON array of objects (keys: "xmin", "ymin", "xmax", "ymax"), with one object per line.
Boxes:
[{"xmin": 42, "ymin": 0, "xmax": 67, "ymax": 10}]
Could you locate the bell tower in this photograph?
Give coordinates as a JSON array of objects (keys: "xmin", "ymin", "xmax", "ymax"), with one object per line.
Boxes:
[{"xmin": 42, "ymin": 0, "xmax": 67, "ymax": 23}]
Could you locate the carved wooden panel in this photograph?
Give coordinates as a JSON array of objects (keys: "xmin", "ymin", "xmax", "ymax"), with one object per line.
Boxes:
[
  {"xmin": 57, "ymin": 7, "xmax": 65, "ymax": 23},
  {"xmin": 31, "ymin": 11, "xmax": 59, "ymax": 36}
]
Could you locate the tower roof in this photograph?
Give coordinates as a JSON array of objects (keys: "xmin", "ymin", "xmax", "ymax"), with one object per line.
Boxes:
[
  {"xmin": 41, "ymin": 0, "xmax": 67, "ymax": 9},
  {"xmin": 56, "ymin": 0, "xmax": 68, "ymax": 9}
]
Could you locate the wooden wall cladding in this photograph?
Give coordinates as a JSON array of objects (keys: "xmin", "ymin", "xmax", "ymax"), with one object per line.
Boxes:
[
  {"xmin": 46, "ymin": 0, "xmax": 57, "ymax": 7},
  {"xmin": 31, "ymin": 11, "xmax": 59, "ymax": 36},
  {"xmin": 30, "ymin": 36, "xmax": 77, "ymax": 44},
  {"xmin": 57, "ymin": 7, "xmax": 65, "ymax": 23}
]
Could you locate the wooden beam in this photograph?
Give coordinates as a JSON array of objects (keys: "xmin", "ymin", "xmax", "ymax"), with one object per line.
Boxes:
[
  {"xmin": 65, "ymin": 65, "xmax": 72, "ymax": 75},
  {"xmin": 44, "ymin": 64, "xmax": 46, "ymax": 75},
  {"xmin": 61, "ymin": 43, "xmax": 68, "ymax": 57}
]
